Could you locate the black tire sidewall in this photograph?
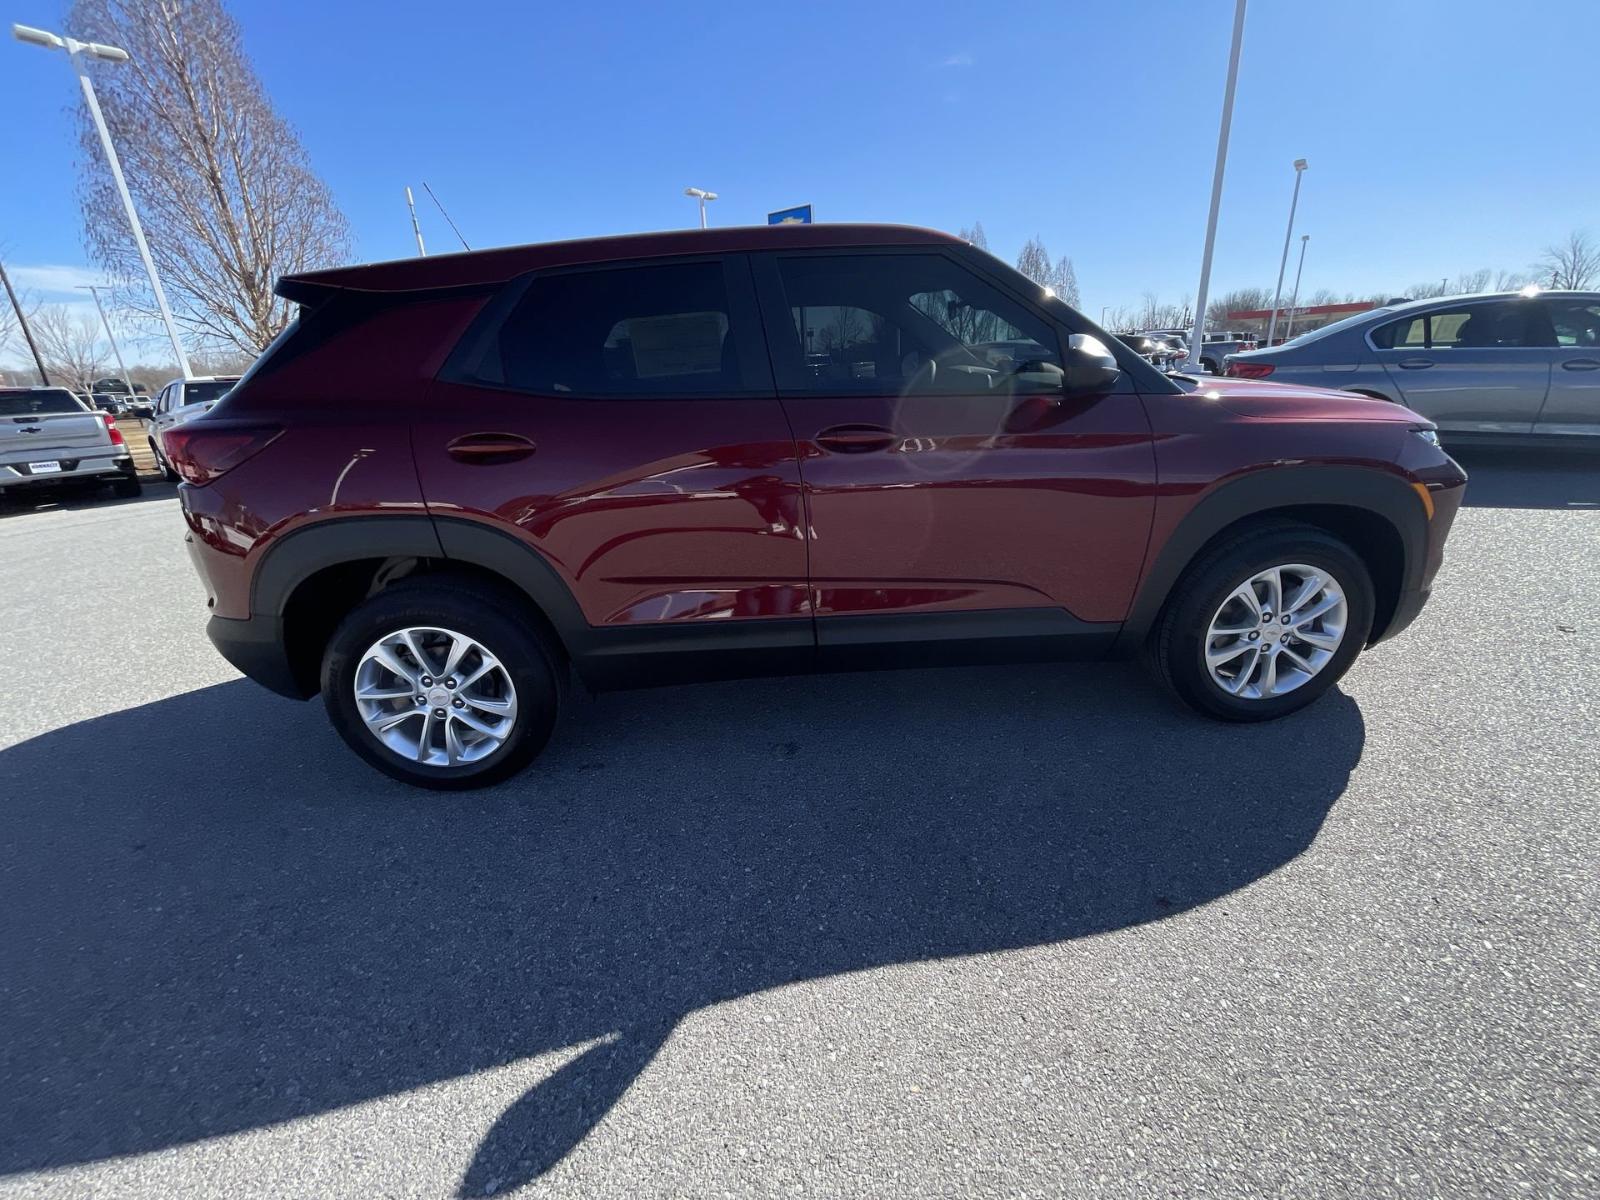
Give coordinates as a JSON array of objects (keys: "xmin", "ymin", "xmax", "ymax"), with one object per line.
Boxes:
[
  {"xmin": 1159, "ymin": 529, "xmax": 1375, "ymax": 722},
  {"xmin": 321, "ymin": 582, "xmax": 561, "ymax": 789}
]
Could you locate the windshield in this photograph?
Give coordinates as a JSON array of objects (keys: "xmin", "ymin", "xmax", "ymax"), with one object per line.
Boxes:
[
  {"xmin": 183, "ymin": 380, "xmax": 237, "ymax": 406},
  {"xmin": 1277, "ymin": 307, "xmax": 1392, "ymax": 350},
  {"xmin": 0, "ymin": 389, "xmax": 86, "ymax": 417}
]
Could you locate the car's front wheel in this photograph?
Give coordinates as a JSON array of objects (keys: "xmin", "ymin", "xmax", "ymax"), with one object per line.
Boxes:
[
  {"xmin": 150, "ymin": 438, "xmax": 179, "ymax": 482},
  {"xmin": 321, "ymin": 579, "xmax": 562, "ymax": 788},
  {"xmin": 1151, "ymin": 523, "xmax": 1375, "ymax": 721}
]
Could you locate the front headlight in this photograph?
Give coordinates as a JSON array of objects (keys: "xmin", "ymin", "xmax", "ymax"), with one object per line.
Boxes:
[{"xmin": 1412, "ymin": 427, "xmax": 1440, "ymax": 447}]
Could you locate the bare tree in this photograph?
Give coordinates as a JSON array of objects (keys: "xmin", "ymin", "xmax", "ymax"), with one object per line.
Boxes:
[
  {"xmin": 69, "ymin": 0, "xmax": 351, "ymax": 357},
  {"xmin": 817, "ymin": 307, "xmax": 866, "ymax": 355},
  {"xmin": 958, "ymin": 222, "xmax": 989, "ymax": 252},
  {"xmin": 1207, "ymin": 287, "xmax": 1272, "ymax": 336},
  {"xmin": 1047, "ymin": 256, "xmax": 1080, "ymax": 308},
  {"xmin": 32, "ymin": 304, "xmax": 106, "ymax": 390},
  {"xmin": 1015, "ymin": 237, "xmax": 1050, "ymax": 286},
  {"xmin": 1536, "ymin": 231, "xmax": 1600, "ymax": 290}
]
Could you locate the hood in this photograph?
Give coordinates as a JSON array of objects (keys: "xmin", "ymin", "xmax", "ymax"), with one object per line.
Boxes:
[{"xmin": 1182, "ymin": 377, "xmax": 1428, "ymax": 424}]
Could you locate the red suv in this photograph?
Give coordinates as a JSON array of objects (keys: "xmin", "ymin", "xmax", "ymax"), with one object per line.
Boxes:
[{"xmin": 175, "ymin": 224, "xmax": 1466, "ymax": 788}]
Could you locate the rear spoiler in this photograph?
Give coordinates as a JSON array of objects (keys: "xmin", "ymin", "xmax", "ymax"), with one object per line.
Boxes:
[{"xmin": 275, "ymin": 244, "xmax": 547, "ymax": 307}]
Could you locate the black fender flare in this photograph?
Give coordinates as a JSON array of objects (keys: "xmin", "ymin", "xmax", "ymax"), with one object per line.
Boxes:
[
  {"xmin": 250, "ymin": 514, "xmax": 589, "ymax": 650},
  {"xmin": 1115, "ymin": 464, "xmax": 1428, "ymax": 651}
]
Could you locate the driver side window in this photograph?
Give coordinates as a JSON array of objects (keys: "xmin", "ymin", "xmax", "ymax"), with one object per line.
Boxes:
[{"xmin": 770, "ymin": 253, "xmax": 1061, "ymax": 397}]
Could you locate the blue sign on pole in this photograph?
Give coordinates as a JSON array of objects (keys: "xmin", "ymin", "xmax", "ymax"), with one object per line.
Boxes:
[{"xmin": 768, "ymin": 204, "xmax": 813, "ymax": 225}]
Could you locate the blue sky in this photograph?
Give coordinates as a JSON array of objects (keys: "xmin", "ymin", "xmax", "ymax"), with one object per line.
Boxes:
[{"xmin": 2, "ymin": 0, "xmax": 1595, "ymax": 358}]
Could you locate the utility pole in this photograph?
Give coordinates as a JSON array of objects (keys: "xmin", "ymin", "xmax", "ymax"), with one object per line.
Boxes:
[
  {"xmin": 0, "ymin": 253, "xmax": 50, "ymax": 385},
  {"xmin": 1282, "ymin": 235, "xmax": 1310, "ymax": 340},
  {"xmin": 1265, "ymin": 158, "xmax": 1308, "ymax": 345},
  {"xmin": 78, "ymin": 284, "xmax": 134, "ymax": 396}
]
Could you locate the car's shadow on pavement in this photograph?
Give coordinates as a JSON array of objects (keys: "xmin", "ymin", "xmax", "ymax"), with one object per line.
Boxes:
[
  {"xmin": 1449, "ymin": 445, "xmax": 1600, "ymax": 509},
  {"xmin": 0, "ymin": 665, "xmax": 1364, "ymax": 1193},
  {"xmin": 0, "ymin": 478, "xmax": 177, "ymax": 519}
]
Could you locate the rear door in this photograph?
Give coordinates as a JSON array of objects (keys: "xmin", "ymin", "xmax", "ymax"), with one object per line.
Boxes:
[
  {"xmin": 1534, "ymin": 297, "xmax": 1600, "ymax": 435},
  {"xmin": 1371, "ymin": 300, "xmax": 1551, "ymax": 433},
  {"xmin": 750, "ymin": 248, "xmax": 1155, "ymax": 640},
  {"xmin": 414, "ymin": 254, "xmax": 810, "ymax": 649}
]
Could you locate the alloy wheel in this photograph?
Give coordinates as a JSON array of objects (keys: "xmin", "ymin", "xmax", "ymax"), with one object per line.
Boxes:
[
  {"xmin": 353, "ymin": 626, "xmax": 519, "ymax": 767},
  {"xmin": 1203, "ymin": 563, "xmax": 1348, "ymax": 700}
]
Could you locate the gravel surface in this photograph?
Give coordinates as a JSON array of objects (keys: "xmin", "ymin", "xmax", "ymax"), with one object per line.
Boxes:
[{"xmin": 2, "ymin": 450, "xmax": 1597, "ymax": 1199}]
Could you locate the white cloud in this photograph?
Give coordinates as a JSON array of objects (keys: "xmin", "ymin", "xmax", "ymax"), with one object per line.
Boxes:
[
  {"xmin": 940, "ymin": 52, "xmax": 973, "ymax": 68},
  {"xmin": 7, "ymin": 264, "xmax": 115, "ymax": 297}
]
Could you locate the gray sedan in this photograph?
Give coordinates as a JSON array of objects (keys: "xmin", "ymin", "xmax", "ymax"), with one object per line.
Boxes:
[{"xmin": 1224, "ymin": 290, "xmax": 1600, "ymax": 441}]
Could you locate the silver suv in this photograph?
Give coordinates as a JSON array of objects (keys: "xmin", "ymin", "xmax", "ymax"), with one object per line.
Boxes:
[{"xmin": 1224, "ymin": 291, "xmax": 1600, "ymax": 441}]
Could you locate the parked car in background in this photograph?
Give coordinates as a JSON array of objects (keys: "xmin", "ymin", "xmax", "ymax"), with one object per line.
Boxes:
[
  {"xmin": 1223, "ymin": 290, "xmax": 1600, "ymax": 442},
  {"xmin": 89, "ymin": 393, "xmax": 122, "ymax": 414},
  {"xmin": 149, "ymin": 375, "xmax": 240, "ymax": 479},
  {"xmin": 174, "ymin": 223, "xmax": 1465, "ymax": 789},
  {"xmin": 1144, "ymin": 330, "xmax": 1189, "ymax": 357},
  {"xmin": 1115, "ymin": 333, "xmax": 1183, "ymax": 372},
  {"xmin": 1196, "ymin": 331, "xmax": 1258, "ymax": 374},
  {"xmin": 0, "ymin": 387, "xmax": 140, "ymax": 501}
]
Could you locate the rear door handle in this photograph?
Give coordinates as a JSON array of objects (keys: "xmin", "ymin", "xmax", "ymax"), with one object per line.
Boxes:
[
  {"xmin": 1396, "ymin": 358, "xmax": 1434, "ymax": 370},
  {"xmin": 815, "ymin": 424, "xmax": 896, "ymax": 453},
  {"xmin": 446, "ymin": 432, "xmax": 537, "ymax": 463},
  {"xmin": 1561, "ymin": 358, "xmax": 1600, "ymax": 371}
]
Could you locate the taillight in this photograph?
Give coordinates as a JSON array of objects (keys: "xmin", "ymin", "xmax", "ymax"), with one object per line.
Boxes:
[
  {"xmin": 1226, "ymin": 362, "xmax": 1275, "ymax": 379},
  {"xmin": 100, "ymin": 413, "xmax": 125, "ymax": 446},
  {"xmin": 163, "ymin": 424, "xmax": 281, "ymax": 485}
]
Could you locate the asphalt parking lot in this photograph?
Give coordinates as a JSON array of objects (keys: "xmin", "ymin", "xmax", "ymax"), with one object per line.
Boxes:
[{"xmin": 1, "ymin": 448, "xmax": 1597, "ymax": 1199}]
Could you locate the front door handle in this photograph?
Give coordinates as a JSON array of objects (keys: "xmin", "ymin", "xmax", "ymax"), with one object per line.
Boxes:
[
  {"xmin": 1396, "ymin": 358, "xmax": 1434, "ymax": 370},
  {"xmin": 816, "ymin": 424, "xmax": 896, "ymax": 453},
  {"xmin": 1561, "ymin": 358, "xmax": 1600, "ymax": 372},
  {"xmin": 446, "ymin": 432, "xmax": 537, "ymax": 463}
]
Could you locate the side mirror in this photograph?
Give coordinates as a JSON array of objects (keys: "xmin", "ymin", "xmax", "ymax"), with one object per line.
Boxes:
[
  {"xmin": 1013, "ymin": 359, "xmax": 1066, "ymax": 390},
  {"xmin": 1063, "ymin": 333, "xmax": 1121, "ymax": 393}
]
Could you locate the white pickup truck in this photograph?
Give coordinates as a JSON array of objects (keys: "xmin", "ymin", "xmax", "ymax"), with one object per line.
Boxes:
[{"xmin": 1, "ymin": 387, "xmax": 141, "ymax": 501}]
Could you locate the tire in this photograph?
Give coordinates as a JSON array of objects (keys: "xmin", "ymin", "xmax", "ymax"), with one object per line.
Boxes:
[
  {"xmin": 1200, "ymin": 357, "xmax": 1219, "ymax": 375},
  {"xmin": 151, "ymin": 438, "xmax": 178, "ymax": 482},
  {"xmin": 111, "ymin": 475, "xmax": 142, "ymax": 499},
  {"xmin": 320, "ymin": 578, "xmax": 563, "ymax": 789},
  {"xmin": 1149, "ymin": 522, "xmax": 1375, "ymax": 722}
]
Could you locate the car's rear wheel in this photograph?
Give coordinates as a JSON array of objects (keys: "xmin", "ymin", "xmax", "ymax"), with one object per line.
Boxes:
[
  {"xmin": 1150, "ymin": 523, "xmax": 1374, "ymax": 721},
  {"xmin": 321, "ymin": 579, "xmax": 561, "ymax": 788}
]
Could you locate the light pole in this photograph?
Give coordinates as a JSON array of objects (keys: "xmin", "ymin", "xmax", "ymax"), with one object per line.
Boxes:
[
  {"xmin": 13, "ymin": 22, "xmax": 192, "ymax": 379},
  {"xmin": 1265, "ymin": 157, "xmax": 1308, "ymax": 346},
  {"xmin": 1184, "ymin": 0, "xmax": 1248, "ymax": 373},
  {"xmin": 683, "ymin": 187, "xmax": 718, "ymax": 229},
  {"xmin": 77, "ymin": 283, "xmax": 134, "ymax": 397},
  {"xmin": 1281, "ymin": 235, "xmax": 1310, "ymax": 341}
]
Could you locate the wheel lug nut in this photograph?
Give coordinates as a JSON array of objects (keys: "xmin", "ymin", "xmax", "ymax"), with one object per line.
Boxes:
[
  {"xmin": 433, "ymin": 708, "xmax": 446, "ymax": 718},
  {"xmin": 421, "ymin": 676, "xmax": 433, "ymax": 687},
  {"xmin": 452, "ymin": 697, "xmax": 464, "ymax": 708},
  {"xmin": 415, "ymin": 695, "xmax": 425, "ymax": 705},
  {"xmin": 445, "ymin": 679, "xmax": 456, "ymax": 689},
  {"xmin": 1248, "ymin": 631, "xmax": 1259, "ymax": 641}
]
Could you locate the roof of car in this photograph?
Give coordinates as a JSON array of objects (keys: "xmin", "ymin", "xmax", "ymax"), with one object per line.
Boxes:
[
  {"xmin": 1379, "ymin": 288, "xmax": 1600, "ymax": 316},
  {"xmin": 277, "ymin": 224, "xmax": 967, "ymax": 301}
]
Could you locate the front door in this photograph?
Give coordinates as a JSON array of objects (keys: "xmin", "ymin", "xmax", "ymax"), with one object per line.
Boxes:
[
  {"xmin": 1536, "ymin": 296, "xmax": 1600, "ymax": 435},
  {"xmin": 414, "ymin": 255, "xmax": 810, "ymax": 674},
  {"xmin": 751, "ymin": 249, "xmax": 1156, "ymax": 648},
  {"xmin": 1373, "ymin": 300, "xmax": 1551, "ymax": 434}
]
